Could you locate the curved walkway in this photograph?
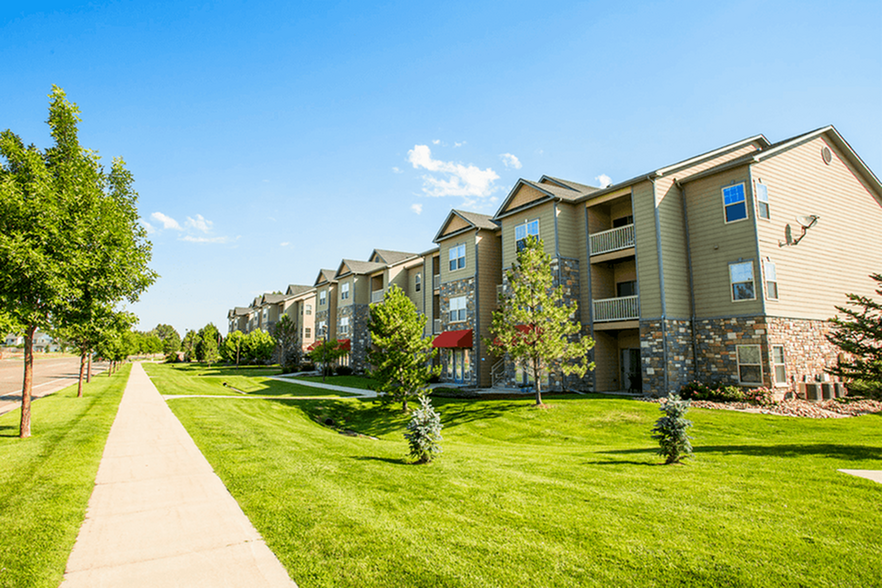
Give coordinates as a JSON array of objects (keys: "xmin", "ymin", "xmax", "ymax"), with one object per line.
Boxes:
[
  {"xmin": 268, "ymin": 374, "xmax": 378, "ymax": 398},
  {"xmin": 61, "ymin": 362, "xmax": 297, "ymax": 587}
]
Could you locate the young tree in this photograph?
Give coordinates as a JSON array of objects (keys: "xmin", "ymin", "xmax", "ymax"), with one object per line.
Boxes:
[
  {"xmin": 826, "ymin": 273, "xmax": 882, "ymax": 391},
  {"xmin": 152, "ymin": 324, "xmax": 181, "ymax": 356},
  {"xmin": 308, "ymin": 339, "xmax": 348, "ymax": 380},
  {"xmin": 273, "ymin": 314, "xmax": 301, "ymax": 371},
  {"xmin": 651, "ymin": 393, "xmax": 693, "ymax": 464},
  {"xmin": 196, "ymin": 323, "xmax": 220, "ymax": 364},
  {"xmin": 404, "ymin": 395, "xmax": 443, "ymax": 463},
  {"xmin": 368, "ymin": 285, "xmax": 439, "ymax": 411},
  {"xmin": 222, "ymin": 330, "xmax": 245, "ymax": 366},
  {"xmin": 487, "ymin": 236, "xmax": 594, "ymax": 406},
  {"xmin": 244, "ymin": 329, "xmax": 276, "ymax": 364},
  {"xmin": 181, "ymin": 330, "xmax": 200, "ymax": 362}
]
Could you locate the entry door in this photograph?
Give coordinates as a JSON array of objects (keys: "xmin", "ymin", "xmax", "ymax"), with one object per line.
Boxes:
[
  {"xmin": 621, "ymin": 349, "xmax": 641, "ymax": 392},
  {"xmin": 450, "ymin": 349, "xmax": 470, "ymax": 383}
]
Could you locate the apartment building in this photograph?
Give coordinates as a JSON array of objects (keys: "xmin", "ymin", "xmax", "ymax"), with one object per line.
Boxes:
[{"xmin": 225, "ymin": 125, "xmax": 880, "ymax": 396}]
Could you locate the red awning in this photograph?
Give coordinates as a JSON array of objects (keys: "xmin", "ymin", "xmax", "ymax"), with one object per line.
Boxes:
[
  {"xmin": 306, "ymin": 341, "xmax": 321, "ymax": 351},
  {"xmin": 432, "ymin": 329, "xmax": 473, "ymax": 348},
  {"xmin": 337, "ymin": 339, "xmax": 351, "ymax": 351},
  {"xmin": 492, "ymin": 324, "xmax": 537, "ymax": 347}
]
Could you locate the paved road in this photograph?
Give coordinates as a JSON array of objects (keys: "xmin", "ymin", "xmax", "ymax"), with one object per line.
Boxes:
[{"xmin": 0, "ymin": 356, "xmax": 108, "ymax": 415}]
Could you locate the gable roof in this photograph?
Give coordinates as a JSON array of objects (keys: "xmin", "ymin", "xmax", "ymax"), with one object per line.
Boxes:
[
  {"xmin": 492, "ymin": 178, "xmax": 598, "ymax": 220},
  {"xmin": 227, "ymin": 306, "xmax": 250, "ymax": 318},
  {"xmin": 314, "ymin": 269, "xmax": 336, "ymax": 287},
  {"xmin": 335, "ymin": 259, "xmax": 386, "ymax": 279},
  {"xmin": 368, "ymin": 249, "xmax": 419, "ymax": 265},
  {"xmin": 260, "ymin": 293, "xmax": 287, "ymax": 305},
  {"xmin": 285, "ymin": 284, "xmax": 313, "ymax": 297},
  {"xmin": 539, "ymin": 176, "xmax": 600, "ymax": 193},
  {"xmin": 433, "ymin": 209, "xmax": 499, "ymax": 243}
]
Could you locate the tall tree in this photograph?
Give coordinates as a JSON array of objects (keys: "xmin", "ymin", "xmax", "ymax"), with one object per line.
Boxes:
[
  {"xmin": 487, "ymin": 236, "xmax": 594, "ymax": 406},
  {"xmin": 181, "ymin": 330, "xmax": 200, "ymax": 362},
  {"xmin": 152, "ymin": 324, "xmax": 181, "ymax": 356},
  {"xmin": 196, "ymin": 323, "xmax": 220, "ymax": 364},
  {"xmin": 368, "ymin": 285, "xmax": 439, "ymax": 411},
  {"xmin": 222, "ymin": 330, "xmax": 245, "ymax": 366},
  {"xmin": 826, "ymin": 273, "xmax": 882, "ymax": 391},
  {"xmin": 273, "ymin": 314, "xmax": 301, "ymax": 370}
]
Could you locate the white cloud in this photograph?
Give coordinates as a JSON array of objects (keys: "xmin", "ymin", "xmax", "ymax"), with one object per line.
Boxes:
[
  {"xmin": 595, "ymin": 174, "xmax": 612, "ymax": 188},
  {"xmin": 454, "ymin": 141, "xmax": 465, "ymax": 147},
  {"xmin": 280, "ymin": 242, "xmax": 290, "ymax": 247},
  {"xmin": 411, "ymin": 203, "xmax": 423, "ymax": 215},
  {"xmin": 406, "ymin": 145, "xmax": 500, "ymax": 202},
  {"xmin": 141, "ymin": 220, "xmax": 155, "ymax": 234},
  {"xmin": 185, "ymin": 214, "xmax": 213, "ymax": 233},
  {"xmin": 181, "ymin": 235, "xmax": 231, "ymax": 244},
  {"xmin": 392, "ymin": 166, "xmax": 402, "ymax": 174},
  {"xmin": 432, "ymin": 139, "xmax": 441, "ymax": 145},
  {"xmin": 500, "ymin": 153, "xmax": 522, "ymax": 170},
  {"xmin": 151, "ymin": 212, "xmax": 182, "ymax": 230}
]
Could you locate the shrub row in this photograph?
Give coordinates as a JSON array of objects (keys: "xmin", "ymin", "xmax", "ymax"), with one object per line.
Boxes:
[{"xmin": 679, "ymin": 381, "xmax": 776, "ymax": 406}]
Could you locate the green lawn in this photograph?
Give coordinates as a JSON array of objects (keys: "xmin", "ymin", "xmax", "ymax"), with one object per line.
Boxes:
[
  {"xmin": 297, "ymin": 374, "xmax": 379, "ymax": 390},
  {"xmin": 150, "ymin": 363, "xmax": 882, "ymax": 587},
  {"xmin": 0, "ymin": 365, "xmax": 130, "ymax": 588},
  {"xmin": 143, "ymin": 363, "xmax": 357, "ymax": 397}
]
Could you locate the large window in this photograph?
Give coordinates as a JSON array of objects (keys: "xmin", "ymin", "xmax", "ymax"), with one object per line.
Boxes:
[
  {"xmin": 515, "ymin": 219, "xmax": 540, "ymax": 251},
  {"xmin": 449, "ymin": 244, "xmax": 466, "ymax": 271},
  {"xmin": 415, "ymin": 272, "xmax": 422, "ymax": 292},
  {"xmin": 449, "ymin": 296, "xmax": 467, "ymax": 322},
  {"xmin": 771, "ymin": 345, "xmax": 786, "ymax": 384},
  {"xmin": 341, "ymin": 282, "xmax": 350, "ymax": 300},
  {"xmin": 755, "ymin": 182, "xmax": 770, "ymax": 220},
  {"xmin": 319, "ymin": 290, "xmax": 327, "ymax": 305},
  {"xmin": 764, "ymin": 260, "xmax": 778, "ymax": 300},
  {"xmin": 729, "ymin": 261, "xmax": 755, "ymax": 301},
  {"xmin": 305, "ymin": 327, "xmax": 311, "ymax": 339},
  {"xmin": 736, "ymin": 345, "xmax": 763, "ymax": 384},
  {"xmin": 305, "ymin": 304, "xmax": 312, "ymax": 315},
  {"xmin": 723, "ymin": 183, "xmax": 748, "ymax": 223},
  {"xmin": 317, "ymin": 320, "xmax": 327, "ymax": 336},
  {"xmin": 616, "ymin": 280, "xmax": 637, "ymax": 297},
  {"xmin": 339, "ymin": 316, "xmax": 350, "ymax": 334}
]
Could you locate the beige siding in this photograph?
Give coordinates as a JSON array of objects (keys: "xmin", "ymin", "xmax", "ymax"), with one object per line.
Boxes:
[
  {"xmin": 353, "ymin": 275, "xmax": 370, "ymax": 305},
  {"xmin": 593, "ymin": 331, "xmax": 619, "ymax": 391},
  {"xmin": 439, "ymin": 215, "xmax": 470, "ymax": 238},
  {"xmin": 674, "ymin": 143, "xmax": 760, "ymax": 179},
  {"xmin": 614, "ymin": 260, "xmax": 637, "ymax": 285},
  {"xmin": 439, "ymin": 232, "xmax": 476, "ymax": 284},
  {"xmin": 556, "ymin": 202, "xmax": 582, "ymax": 259},
  {"xmin": 338, "ymin": 277, "xmax": 354, "ymax": 307},
  {"xmin": 406, "ymin": 265, "xmax": 425, "ymax": 313},
  {"xmin": 632, "ymin": 180, "xmax": 661, "ymax": 317},
  {"xmin": 388, "ymin": 264, "xmax": 408, "ymax": 293},
  {"xmin": 656, "ymin": 177, "xmax": 692, "ymax": 318},
  {"xmin": 500, "ymin": 203, "xmax": 555, "ymax": 269},
  {"xmin": 476, "ymin": 230, "xmax": 502, "ymax": 386},
  {"xmin": 753, "ymin": 136, "xmax": 882, "ymax": 320},
  {"xmin": 684, "ymin": 166, "xmax": 762, "ymax": 318},
  {"xmin": 504, "ymin": 184, "xmax": 549, "ymax": 213}
]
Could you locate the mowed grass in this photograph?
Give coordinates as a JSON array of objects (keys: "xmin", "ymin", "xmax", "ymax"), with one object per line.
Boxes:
[
  {"xmin": 0, "ymin": 365, "xmax": 130, "ymax": 588},
  {"xmin": 143, "ymin": 362, "xmax": 356, "ymax": 397},
  {"xmin": 298, "ymin": 374, "xmax": 379, "ymax": 390},
  {"xmin": 147, "ymin": 364, "xmax": 882, "ymax": 588}
]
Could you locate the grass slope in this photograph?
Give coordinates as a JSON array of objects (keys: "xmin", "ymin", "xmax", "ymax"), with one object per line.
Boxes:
[
  {"xmin": 143, "ymin": 363, "xmax": 356, "ymax": 397},
  {"xmin": 0, "ymin": 365, "xmax": 130, "ymax": 588},
  {"xmin": 148, "ymin": 364, "xmax": 882, "ymax": 587}
]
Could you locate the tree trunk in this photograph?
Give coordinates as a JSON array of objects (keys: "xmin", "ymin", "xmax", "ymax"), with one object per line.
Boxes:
[
  {"xmin": 20, "ymin": 325, "xmax": 36, "ymax": 438},
  {"xmin": 87, "ymin": 352, "xmax": 92, "ymax": 382},
  {"xmin": 533, "ymin": 356, "xmax": 543, "ymax": 406},
  {"xmin": 77, "ymin": 351, "xmax": 86, "ymax": 398}
]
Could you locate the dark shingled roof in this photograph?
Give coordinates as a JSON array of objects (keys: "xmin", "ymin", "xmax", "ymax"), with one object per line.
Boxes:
[
  {"xmin": 337, "ymin": 259, "xmax": 386, "ymax": 277},
  {"xmin": 371, "ymin": 249, "xmax": 419, "ymax": 265},
  {"xmin": 452, "ymin": 209, "xmax": 499, "ymax": 230},
  {"xmin": 285, "ymin": 284, "xmax": 313, "ymax": 297}
]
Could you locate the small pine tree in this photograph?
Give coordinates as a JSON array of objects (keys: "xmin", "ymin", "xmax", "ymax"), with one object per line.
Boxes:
[
  {"xmin": 404, "ymin": 395, "xmax": 443, "ymax": 464},
  {"xmin": 826, "ymin": 273, "xmax": 882, "ymax": 392},
  {"xmin": 651, "ymin": 393, "xmax": 693, "ymax": 464}
]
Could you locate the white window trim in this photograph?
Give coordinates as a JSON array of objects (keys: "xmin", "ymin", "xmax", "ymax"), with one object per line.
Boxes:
[
  {"xmin": 764, "ymin": 259, "xmax": 778, "ymax": 301},
  {"xmin": 339, "ymin": 316, "xmax": 350, "ymax": 334},
  {"xmin": 449, "ymin": 243, "xmax": 466, "ymax": 272},
  {"xmin": 771, "ymin": 345, "xmax": 786, "ymax": 385},
  {"xmin": 729, "ymin": 260, "xmax": 756, "ymax": 302},
  {"xmin": 736, "ymin": 344, "xmax": 763, "ymax": 385},
  {"xmin": 319, "ymin": 291, "xmax": 327, "ymax": 305},
  {"xmin": 755, "ymin": 181, "xmax": 771, "ymax": 221},
  {"xmin": 722, "ymin": 183, "xmax": 749, "ymax": 225},
  {"xmin": 448, "ymin": 295, "xmax": 467, "ymax": 323},
  {"xmin": 515, "ymin": 218, "xmax": 540, "ymax": 250},
  {"xmin": 341, "ymin": 282, "xmax": 350, "ymax": 300},
  {"xmin": 415, "ymin": 272, "xmax": 422, "ymax": 292}
]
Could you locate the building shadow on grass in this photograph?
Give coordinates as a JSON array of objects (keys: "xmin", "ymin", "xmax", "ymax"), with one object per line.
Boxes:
[{"xmin": 598, "ymin": 444, "xmax": 881, "ymax": 461}]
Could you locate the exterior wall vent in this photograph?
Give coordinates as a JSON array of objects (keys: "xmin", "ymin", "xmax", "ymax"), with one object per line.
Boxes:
[{"xmin": 821, "ymin": 146, "xmax": 832, "ymax": 165}]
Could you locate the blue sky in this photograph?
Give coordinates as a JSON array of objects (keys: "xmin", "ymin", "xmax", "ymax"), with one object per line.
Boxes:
[{"xmin": 3, "ymin": 1, "xmax": 880, "ymax": 336}]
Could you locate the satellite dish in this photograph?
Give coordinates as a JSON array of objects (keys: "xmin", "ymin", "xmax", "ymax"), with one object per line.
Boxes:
[{"xmin": 795, "ymin": 215, "xmax": 819, "ymax": 229}]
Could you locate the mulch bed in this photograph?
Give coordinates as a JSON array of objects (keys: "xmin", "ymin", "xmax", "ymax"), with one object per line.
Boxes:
[{"xmin": 644, "ymin": 397, "xmax": 882, "ymax": 418}]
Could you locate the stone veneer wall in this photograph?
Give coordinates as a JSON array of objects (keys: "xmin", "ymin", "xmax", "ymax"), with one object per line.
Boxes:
[
  {"xmin": 638, "ymin": 319, "xmax": 695, "ymax": 397},
  {"xmin": 338, "ymin": 304, "xmax": 372, "ymax": 373},
  {"xmin": 766, "ymin": 317, "xmax": 840, "ymax": 386},
  {"xmin": 693, "ymin": 316, "xmax": 768, "ymax": 388},
  {"xmin": 439, "ymin": 277, "xmax": 477, "ymax": 386}
]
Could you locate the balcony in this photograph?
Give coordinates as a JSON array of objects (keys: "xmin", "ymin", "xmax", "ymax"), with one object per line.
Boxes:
[
  {"xmin": 371, "ymin": 289, "xmax": 385, "ymax": 303},
  {"xmin": 590, "ymin": 224, "xmax": 635, "ymax": 258},
  {"xmin": 593, "ymin": 295, "xmax": 639, "ymax": 323},
  {"xmin": 433, "ymin": 274, "xmax": 440, "ymax": 290}
]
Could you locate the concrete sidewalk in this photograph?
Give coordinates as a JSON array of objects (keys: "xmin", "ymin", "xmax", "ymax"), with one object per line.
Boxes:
[
  {"xmin": 270, "ymin": 374, "xmax": 378, "ymax": 397},
  {"xmin": 61, "ymin": 362, "xmax": 297, "ymax": 588}
]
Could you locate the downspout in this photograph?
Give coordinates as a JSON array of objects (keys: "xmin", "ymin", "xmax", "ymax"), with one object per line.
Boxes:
[
  {"xmin": 473, "ymin": 228, "xmax": 481, "ymax": 387},
  {"xmin": 747, "ymin": 164, "xmax": 769, "ymax": 385},
  {"xmin": 676, "ymin": 178, "xmax": 698, "ymax": 384},
  {"xmin": 584, "ymin": 205, "xmax": 596, "ymax": 393},
  {"xmin": 650, "ymin": 175, "xmax": 669, "ymax": 395}
]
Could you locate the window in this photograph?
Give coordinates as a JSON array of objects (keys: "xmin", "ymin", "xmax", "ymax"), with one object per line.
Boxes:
[
  {"xmin": 755, "ymin": 182, "xmax": 770, "ymax": 220},
  {"xmin": 341, "ymin": 282, "xmax": 350, "ymax": 300},
  {"xmin": 736, "ymin": 345, "xmax": 763, "ymax": 384},
  {"xmin": 305, "ymin": 327, "xmax": 311, "ymax": 339},
  {"xmin": 612, "ymin": 215, "xmax": 634, "ymax": 228},
  {"xmin": 515, "ymin": 219, "xmax": 540, "ymax": 251},
  {"xmin": 305, "ymin": 304, "xmax": 312, "ymax": 315},
  {"xmin": 449, "ymin": 243, "xmax": 466, "ymax": 271},
  {"xmin": 771, "ymin": 346, "xmax": 786, "ymax": 384},
  {"xmin": 616, "ymin": 280, "xmax": 637, "ymax": 297},
  {"xmin": 723, "ymin": 183, "xmax": 748, "ymax": 223},
  {"xmin": 764, "ymin": 260, "xmax": 778, "ymax": 300},
  {"xmin": 317, "ymin": 320, "xmax": 327, "ymax": 336},
  {"xmin": 448, "ymin": 296, "xmax": 467, "ymax": 322},
  {"xmin": 339, "ymin": 317, "xmax": 350, "ymax": 334},
  {"xmin": 729, "ymin": 261, "xmax": 755, "ymax": 301},
  {"xmin": 319, "ymin": 291, "xmax": 327, "ymax": 305},
  {"xmin": 415, "ymin": 272, "xmax": 422, "ymax": 292}
]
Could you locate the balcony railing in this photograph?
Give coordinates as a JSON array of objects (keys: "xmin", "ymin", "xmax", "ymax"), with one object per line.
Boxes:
[
  {"xmin": 433, "ymin": 274, "xmax": 441, "ymax": 290},
  {"xmin": 593, "ymin": 295, "xmax": 639, "ymax": 322},
  {"xmin": 590, "ymin": 224, "xmax": 635, "ymax": 257},
  {"xmin": 371, "ymin": 289, "xmax": 385, "ymax": 303}
]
